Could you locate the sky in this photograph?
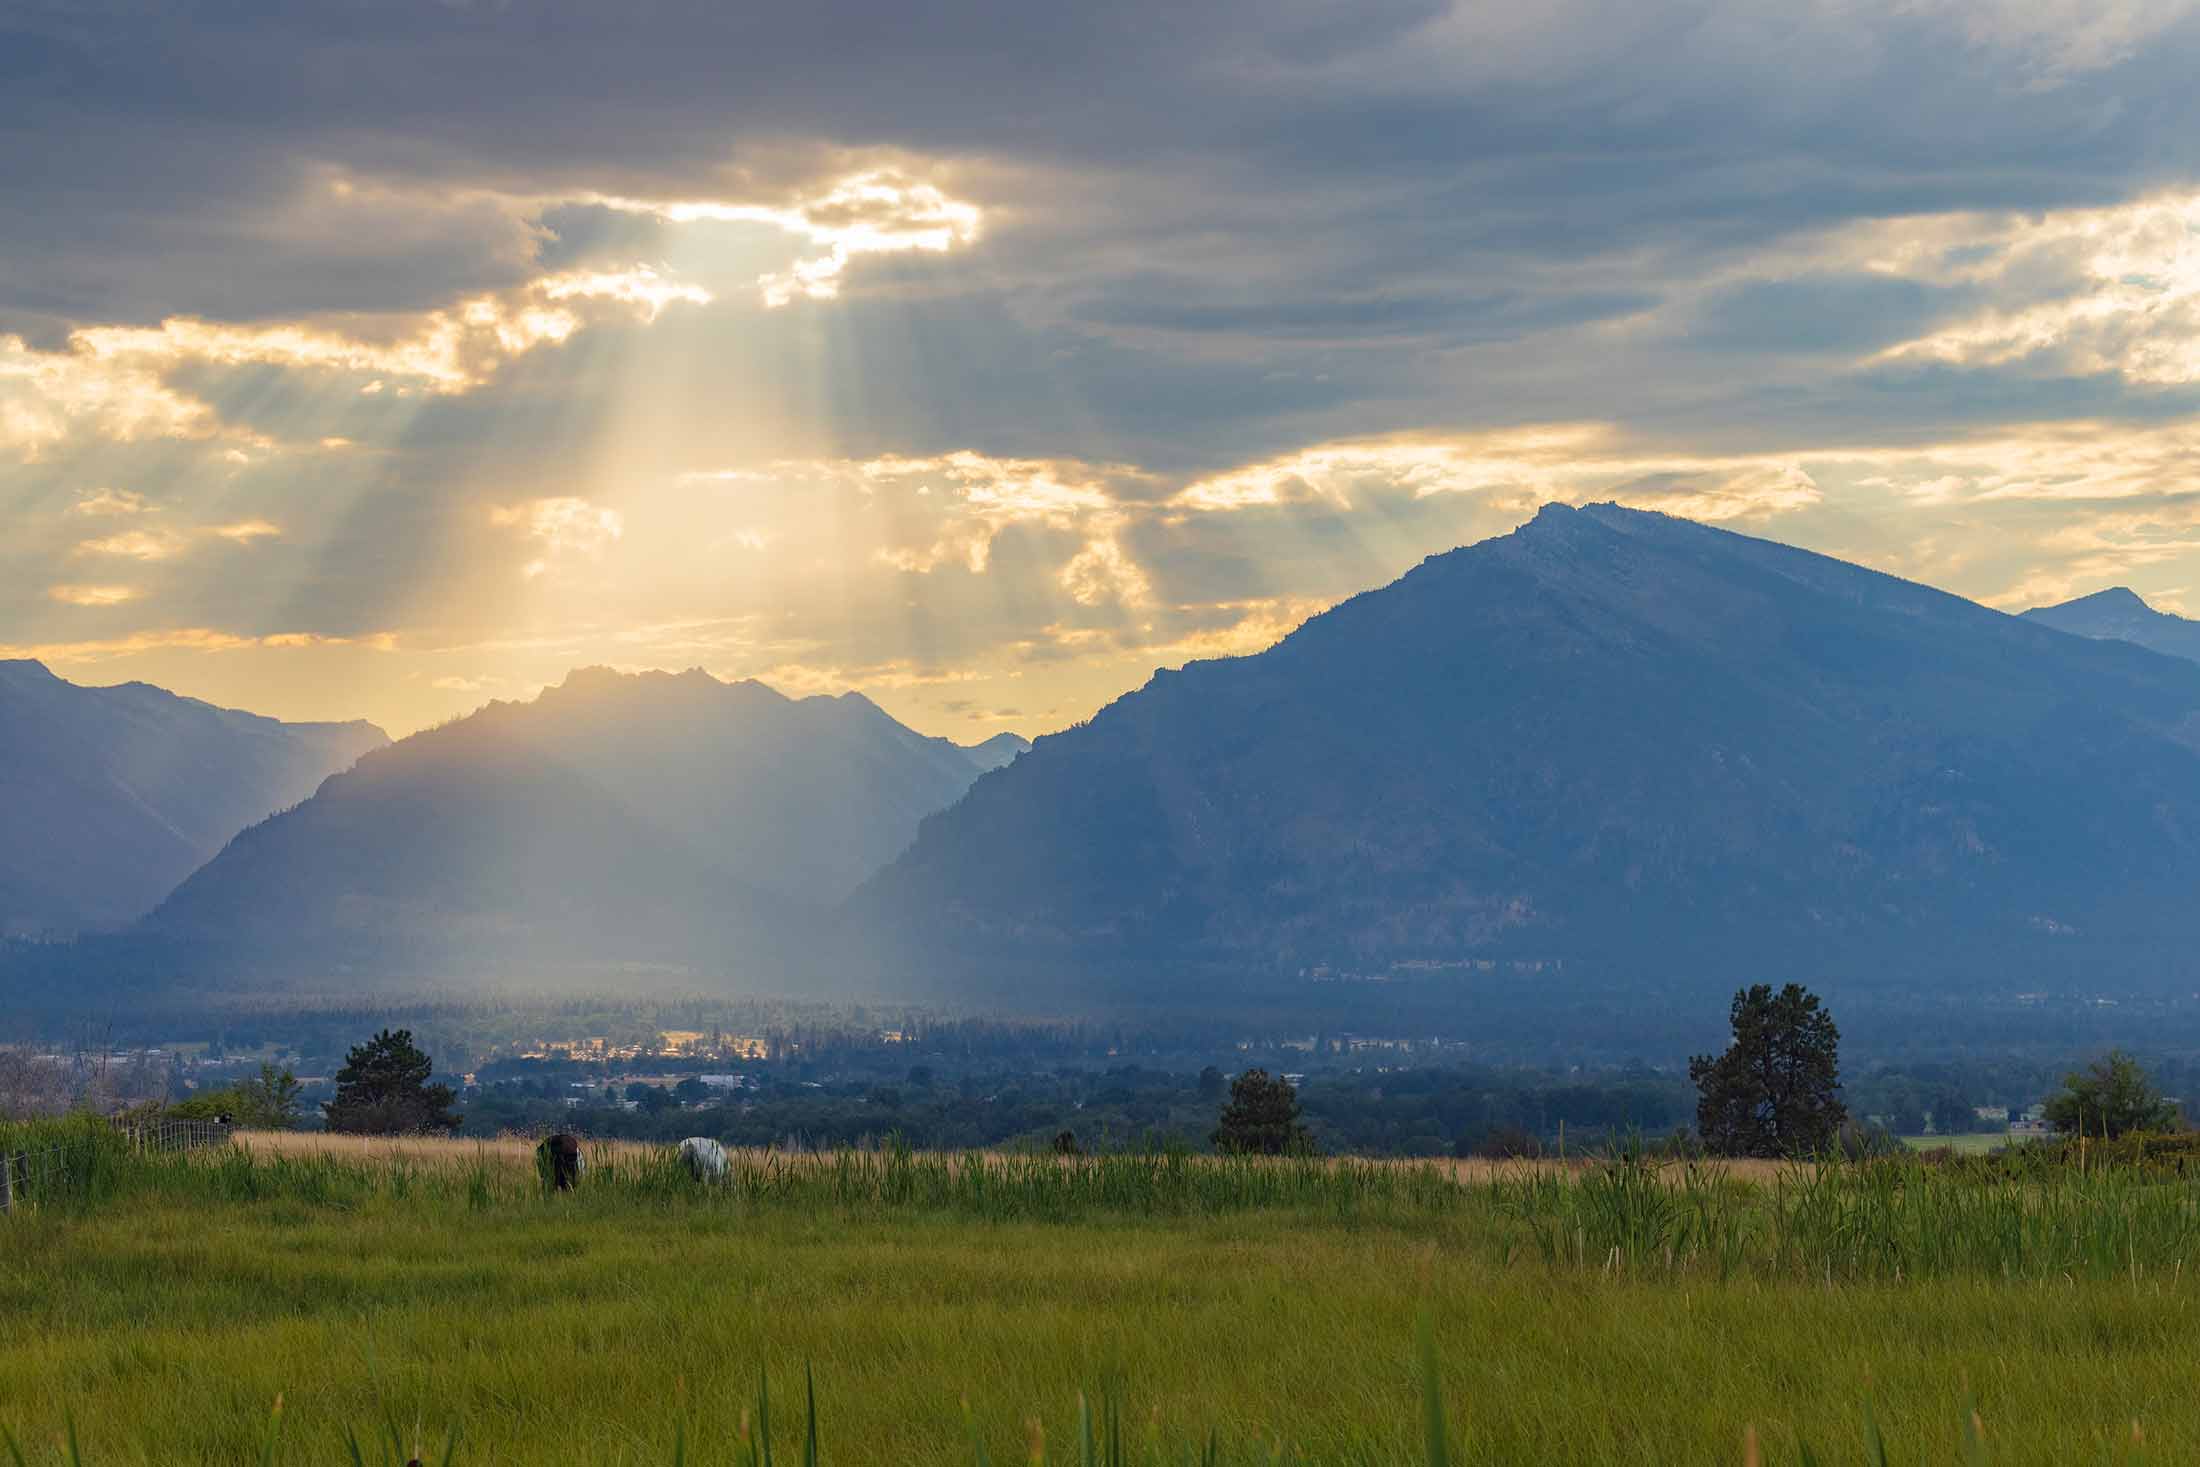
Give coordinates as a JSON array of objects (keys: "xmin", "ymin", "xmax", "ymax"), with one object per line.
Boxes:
[{"xmin": 13, "ymin": 1, "xmax": 2200, "ymax": 740}]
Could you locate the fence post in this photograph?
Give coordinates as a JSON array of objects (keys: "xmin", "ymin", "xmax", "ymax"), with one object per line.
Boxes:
[{"xmin": 0, "ymin": 1151, "xmax": 13, "ymax": 1214}]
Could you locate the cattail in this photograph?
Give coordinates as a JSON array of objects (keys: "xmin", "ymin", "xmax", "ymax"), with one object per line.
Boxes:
[{"xmin": 1742, "ymin": 1424, "xmax": 1761, "ymax": 1467}]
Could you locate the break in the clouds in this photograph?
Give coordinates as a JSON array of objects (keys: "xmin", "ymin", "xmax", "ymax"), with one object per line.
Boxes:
[{"xmin": 13, "ymin": 1, "xmax": 2200, "ymax": 736}]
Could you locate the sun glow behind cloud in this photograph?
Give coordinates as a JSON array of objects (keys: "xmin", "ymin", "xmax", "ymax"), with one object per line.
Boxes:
[
  {"xmin": 491, "ymin": 497, "xmax": 626, "ymax": 579},
  {"xmin": 610, "ymin": 169, "xmax": 984, "ymax": 306},
  {"xmin": 1838, "ymin": 191, "xmax": 2200, "ymax": 385}
]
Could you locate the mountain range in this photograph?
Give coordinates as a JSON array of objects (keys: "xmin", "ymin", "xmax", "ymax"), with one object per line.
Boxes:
[
  {"xmin": 0, "ymin": 660, "xmax": 386, "ymax": 938},
  {"xmin": 851, "ymin": 503, "xmax": 2200, "ymax": 994},
  {"xmin": 148, "ymin": 668, "xmax": 1025, "ymax": 970},
  {"xmin": 18, "ymin": 507, "xmax": 2200, "ymax": 1016}
]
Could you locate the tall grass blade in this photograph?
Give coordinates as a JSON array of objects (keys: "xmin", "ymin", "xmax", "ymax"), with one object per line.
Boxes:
[
  {"xmin": 962, "ymin": 1397, "xmax": 993, "ymax": 1467},
  {"xmin": 1862, "ymin": 1399, "xmax": 1888, "ymax": 1467},
  {"xmin": 258, "ymin": 1393, "xmax": 283, "ymax": 1467},
  {"xmin": 1418, "ymin": 1308, "xmax": 1450, "ymax": 1467},
  {"xmin": 758, "ymin": 1367, "xmax": 774, "ymax": 1467},
  {"xmin": 803, "ymin": 1363, "xmax": 819, "ymax": 1467}
]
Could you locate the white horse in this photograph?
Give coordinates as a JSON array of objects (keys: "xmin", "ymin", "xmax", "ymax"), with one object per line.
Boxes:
[{"xmin": 677, "ymin": 1136, "xmax": 729, "ymax": 1182}]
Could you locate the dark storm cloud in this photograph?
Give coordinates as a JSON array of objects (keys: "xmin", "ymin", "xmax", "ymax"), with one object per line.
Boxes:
[
  {"xmin": 12, "ymin": 0, "xmax": 2200, "ymax": 335},
  {"xmin": 1680, "ymin": 275, "xmax": 1980, "ymax": 356}
]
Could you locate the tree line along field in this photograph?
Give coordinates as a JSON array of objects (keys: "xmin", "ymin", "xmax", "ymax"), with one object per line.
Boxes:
[{"xmin": 3, "ymin": 1127, "xmax": 2199, "ymax": 1464}]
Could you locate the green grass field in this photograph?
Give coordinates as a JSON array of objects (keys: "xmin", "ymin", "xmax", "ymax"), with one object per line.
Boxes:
[
  {"xmin": 1899, "ymin": 1133, "xmax": 2007, "ymax": 1156},
  {"xmin": 0, "ymin": 1133, "xmax": 2193, "ymax": 1463}
]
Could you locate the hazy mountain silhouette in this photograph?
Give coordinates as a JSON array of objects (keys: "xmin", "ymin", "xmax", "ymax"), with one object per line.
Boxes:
[
  {"xmin": 149, "ymin": 667, "xmax": 1006, "ymax": 969},
  {"xmin": 2022, "ymin": 587, "xmax": 2200, "ymax": 664},
  {"xmin": 854, "ymin": 503, "xmax": 2200, "ymax": 994},
  {"xmin": 962, "ymin": 732, "xmax": 1033, "ymax": 770},
  {"xmin": 0, "ymin": 660, "xmax": 385, "ymax": 937}
]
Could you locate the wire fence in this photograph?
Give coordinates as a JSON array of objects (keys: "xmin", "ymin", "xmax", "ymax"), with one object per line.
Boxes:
[
  {"xmin": 0, "ymin": 1116, "xmax": 233, "ymax": 1215},
  {"xmin": 111, "ymin": 1117, "xmax": 237, "ymax": 1156}
]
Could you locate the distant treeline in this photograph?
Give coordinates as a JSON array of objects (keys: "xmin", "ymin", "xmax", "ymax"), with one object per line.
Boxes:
[{"xmin": 458, "ymin": 1049, "xmax": 2189, "ymax": 1157}]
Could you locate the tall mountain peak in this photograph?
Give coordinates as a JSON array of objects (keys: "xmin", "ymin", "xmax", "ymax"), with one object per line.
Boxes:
[{"xmin": 854, "ymin": 507, "xmax": 2200, "ymax": 998}]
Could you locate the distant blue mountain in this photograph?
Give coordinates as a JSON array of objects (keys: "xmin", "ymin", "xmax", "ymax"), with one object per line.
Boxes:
[
  {"xmin": 854, "ymin": 503, "xmax": 2200, "ymax": 993},
  {"xmin": 962, "ymin": 732, "xmax": 1033, "ymax": 771},
  {"xmin": 0, "ymin": 661, "xmax": 385, "ymax": 937},
  {"xmin": 2022, "ymin": 586, "xmax": 2200, "ymax": 664},
  {"xmin": 148, "ymin": 667, "xmax": 1004, "ymax": 970}
]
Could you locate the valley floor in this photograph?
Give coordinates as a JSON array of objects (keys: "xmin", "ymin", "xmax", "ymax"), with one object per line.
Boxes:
[{"xmin": 0, "ymin": 1141, "xmax": 2191, "ymax": 1463}]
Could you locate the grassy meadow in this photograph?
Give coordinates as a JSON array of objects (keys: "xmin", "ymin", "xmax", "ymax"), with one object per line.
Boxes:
[
  {"xmin": 1, "ymin": 1128, "xmax": 2196, "ymax": 1463},
  {"xmin": 1899, "ymin": 1133, "xmax": 2007, "ymax": 1156}
]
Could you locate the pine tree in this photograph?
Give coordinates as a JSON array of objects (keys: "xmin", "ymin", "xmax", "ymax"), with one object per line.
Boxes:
[
  {"xmin": 1211, "ymin": 1068, "xmax": 1315, "ymax": 1155},
  {"xmin": 1689, "ymin": 984, "xmax": 1845, "ymax": 1157},
  {"xmin": 322, "ymin": 1028, "xmax": 460, "ymax": 1135}
]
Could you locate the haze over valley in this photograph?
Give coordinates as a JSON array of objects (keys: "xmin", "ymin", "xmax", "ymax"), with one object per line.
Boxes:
[{"xmin": 13, "ymin": 507, "xmax": 2200, "ymax": 1053}]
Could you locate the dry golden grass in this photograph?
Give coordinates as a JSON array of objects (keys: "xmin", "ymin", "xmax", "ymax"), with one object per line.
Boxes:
[
  {"xmin": 233, "ymin": 1129, "xmax": 659, "ymax": 1169},
  {"xmin": 233, "ymin": 1129, "xmax": 1796, "ymax": 1184}
]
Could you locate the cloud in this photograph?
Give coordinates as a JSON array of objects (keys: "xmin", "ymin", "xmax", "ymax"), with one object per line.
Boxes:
[
  {"xmin": 18, "ymin": 0, "xmax": 2200, "ymax": 743},
  {"xmin": 1869, "ymin": 192, "xmax": 2200, "ymax": 385},
  {"xmin": 66, "ymin": 520, "xmax": 280, "ymax": 568},
  {"xmin": 0, "ymin": 626, "xmax": 397, "ymax": 660},
  {"xmin": 749, "ymin": 451, "xmax": 1143, "ymax": 575},
  {"xmin": 1916, "ymin": 0, "xmax": 2200, "ymax": 86},
  {"xmin": 1170, "ymin": 430, "xmax": 1824, "ymax": 523},
  {"xmin": 610, "ymin": 168, "xmax": 984, "ymax": 307},
  {"xmin": 70, "ymin": 265, "xmax": 709, "ymax": 395},
  {"xmin": 75, "ymin": 529, "xmax": 185, "ymax": 562},
  {"xmin": 0, "ymin": 263, "xmax": 713, "ymax": 470},
  {"xmin": 69, "ymin": 488, "xmax": 150, "ymax": 517},
  {"xmin": 1059, "ymin": 518, "xmax": 1154, "ymax": 608},
  {"xmin": 47, "ymin": 585, "xmax": 139, "ymax": 607},
  {"xmin": 0, "ymin": 333, "xmax": 223, "ymax": 460},
  {"xmin": 490, "ymin": 496, "xmax": 626, "ymax": 578}
]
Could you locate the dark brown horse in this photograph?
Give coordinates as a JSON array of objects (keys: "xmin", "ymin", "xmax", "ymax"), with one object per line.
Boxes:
[{"xmin": 537, "ymin": 1133, "xmax": 584, "ymax": 1191}]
